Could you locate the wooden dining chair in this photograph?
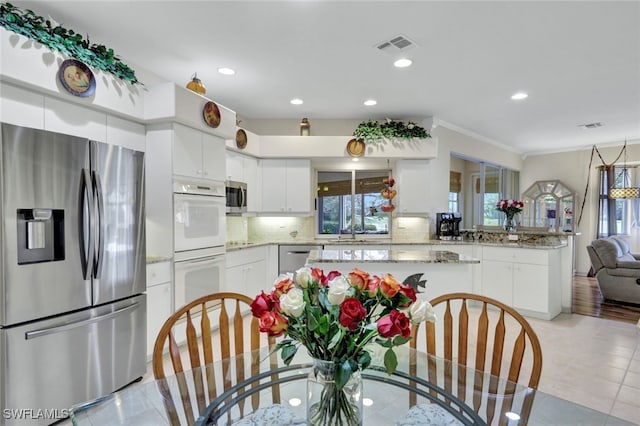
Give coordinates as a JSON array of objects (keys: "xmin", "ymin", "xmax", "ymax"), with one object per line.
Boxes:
[
  {"xmin": 410, "ymin": 292, "xmax": 543, "ymax": 425},
  {"xmin": 152, "ymin": 292, "xmax": 280, "ymax": 426}
]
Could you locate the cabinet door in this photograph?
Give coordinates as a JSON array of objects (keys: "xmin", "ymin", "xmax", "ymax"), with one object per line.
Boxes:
[
  {"xmin": 173, "ymin": 123, "xmax": 203, "ymax": 178},
  {"xmin": 225, "ymin": 264, "xmax": 246, "ymax": 293},
  {"xmin": 245, "ymin": 260, "xmax": 267, "ymax": 297},
  {"xmin": 202, "ymin": 133, "xmax": 226, "ymax": 181},
  {"xmin": 285, "ymin": 159, "xmax": 311, "ymax": 213},
  {"xmin": 261, "ymin": 159, "xmax": 287, "ymax": 212},
  {"xmin": 513, "ymin": 263, "xmax": 549, "ymax": 312},
  {"xmin": 244, "ymin": 156, "xmax": 259, "ymax": 212},
  {"xmin": 396, "ymin": 160, "xmax": 430, "ymax": 215},
  {"xmin": 481, "ymin": 260, "xmax": 513, "ymax": 305},
  {"xmin": 226, "ymin": 150, "xmax": 244, "ymax": 182},
  {"xmin": 146, "ymin": 282, "xmax": 172, "ymax": 358},
  {"xmin": 106, "ymin": 115, "xmax": 146, "ymax": 152}
]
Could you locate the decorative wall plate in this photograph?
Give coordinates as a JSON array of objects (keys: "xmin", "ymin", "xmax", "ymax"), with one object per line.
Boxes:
[
  {"xmin": 236, "ymin": 129, "xmax": 248, "ymax": 149},
  {"xmin": 346, "ymin": 138, "xmax": 365, "ymax": 157},
  {"xmin": 58, "ymin": 59, "xmax": 96, "ymax": 97},
  {"xmin": 202, "ymin": 101, "xmax": 221, "ymax": 128}
]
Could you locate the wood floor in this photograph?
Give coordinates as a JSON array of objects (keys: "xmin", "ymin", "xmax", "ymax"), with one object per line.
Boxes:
[{"xmin": 572, "ymin": 275, "xmax": 640, "ymax": 323}]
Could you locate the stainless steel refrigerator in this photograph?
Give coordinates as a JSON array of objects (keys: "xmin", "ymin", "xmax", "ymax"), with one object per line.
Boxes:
[{"xmin": 0, "ymin": 123, "xmax": 146, "ymax": 426}]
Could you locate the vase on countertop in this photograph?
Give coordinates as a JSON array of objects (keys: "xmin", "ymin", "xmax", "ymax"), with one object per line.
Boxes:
[{"xmin": 503, "ymin": 214, "xmax": 517, "ymax": 232}]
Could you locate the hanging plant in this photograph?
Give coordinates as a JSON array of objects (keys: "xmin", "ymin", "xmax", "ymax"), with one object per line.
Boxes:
[
  {"xmin": 353, "ymin": 119, "xmax": 430, "ymax": 144},
  {"xmin": 0, "ymin": 2, "xmax": 140, "ymax": 84}
]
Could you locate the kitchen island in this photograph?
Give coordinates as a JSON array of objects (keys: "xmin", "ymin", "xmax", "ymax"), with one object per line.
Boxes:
[{"xmin": 306, "ymin": 248, "xmax": 480, "ymax": 300}]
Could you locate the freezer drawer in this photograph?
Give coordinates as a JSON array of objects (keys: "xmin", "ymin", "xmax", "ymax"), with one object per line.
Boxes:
[{"xmin": 0, "ymin": 294, "xmax": 146, "ymax": 426}]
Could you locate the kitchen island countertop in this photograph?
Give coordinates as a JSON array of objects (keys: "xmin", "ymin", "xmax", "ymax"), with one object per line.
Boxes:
[{"xmin": 307, "ymin": 249, "xmax": 480, "ymax": 264}]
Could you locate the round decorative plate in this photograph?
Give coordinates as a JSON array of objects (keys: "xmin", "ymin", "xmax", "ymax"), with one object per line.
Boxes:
[
  {"xmin": 203, "ymin": 101, "xmax": 221, "ymax": 128},
  {"xmin": 346, "ymin": 138, "xmax": 365, "ymax": 157},
  {"xmin": 58, "ymin": 59, "xmax": 96, "ymax": 97},
  {"xmin": 236, "ymin": 129, "xmax": 248, "ymax": 149}
]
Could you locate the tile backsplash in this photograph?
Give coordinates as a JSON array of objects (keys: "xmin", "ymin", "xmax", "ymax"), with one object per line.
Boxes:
[{"xmin": 226, "ymin": 216, "xmax": 431, "ymax": 243}]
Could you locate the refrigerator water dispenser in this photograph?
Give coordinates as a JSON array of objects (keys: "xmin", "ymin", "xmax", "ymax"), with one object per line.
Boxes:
[{"xmin": 17, "ymin": 208, "xmax": 65, "ymax": 264}]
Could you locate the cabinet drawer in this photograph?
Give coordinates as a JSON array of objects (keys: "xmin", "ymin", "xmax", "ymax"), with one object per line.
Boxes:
[
  {"xmin": 482, "ymin": 246, "xmax": 548, "ymax": 265},
  {"xmin": 226, "ymin": 246, "xmax": 267, "ymax": 268},
  {"xmin": 147, "ymin": 261, "xmax": 171, "ymax": 287}
]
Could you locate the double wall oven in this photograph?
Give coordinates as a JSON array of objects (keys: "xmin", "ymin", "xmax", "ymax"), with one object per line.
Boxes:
[{"xmin": 173, "ymin": 179, "xmax": 226, "ymax": 310}]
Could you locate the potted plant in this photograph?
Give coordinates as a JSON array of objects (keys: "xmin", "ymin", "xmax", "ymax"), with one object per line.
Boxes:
[{"xmin": 353, "ymin": 119, "xmax": 430, "ymax": 144}]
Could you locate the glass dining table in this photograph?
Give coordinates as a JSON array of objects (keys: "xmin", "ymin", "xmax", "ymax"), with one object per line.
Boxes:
[{"xmin": 70, "ymin": 347, "xmax": 634, "ymax": 426}]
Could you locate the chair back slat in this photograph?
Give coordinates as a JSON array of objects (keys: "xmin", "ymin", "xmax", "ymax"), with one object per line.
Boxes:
[
  {"xmin": 458, "ymin": 300, "xmax": 469, "ymax": 364},
  {"xmin": 490, "ymin": 310, "xmax": 506, "ymax": 378},
  {"xmin": 443, "ymin": 300, "xmax": 453, "ymax": 360},
  {"xmin": 152, "ymin": 292, "xmax": 279, "ymax": 423},
  {"xmin": 507, "ymin": 328, "xmax": 527, "ymax": 383},
  {"xmin": 475, "ymin": 303, "xmax": 489, "ymax": 373}
]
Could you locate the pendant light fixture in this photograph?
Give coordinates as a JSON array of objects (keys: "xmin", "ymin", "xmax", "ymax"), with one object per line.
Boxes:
[{"xmin": 609, "ymin": 141, "xmax": 639, "ymax": 199}]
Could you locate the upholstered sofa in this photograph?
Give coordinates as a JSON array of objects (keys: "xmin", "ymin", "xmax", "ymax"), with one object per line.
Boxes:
[{"xmin": 586, "ymin": 236, "xmax": 640, "ymax": 305}]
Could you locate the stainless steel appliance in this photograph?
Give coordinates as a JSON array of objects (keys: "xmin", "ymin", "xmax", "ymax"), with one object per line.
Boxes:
[
  {"xmin": 174, "ymin": 178, "xmax": 226, "ymax": 309},
  {"xmin": 279, "ymin": 244, "xmax": 323, "ymax": 274},
  {"xmin": 225, "ymin": 180, "xmax": 247, "ymax": 214},
  {"xmin": 0, "ymin": 124, "xmax": 146, "ymax": 425},
  {"xmin": 436, "ymin": 212, "xmax": 462, "ymax": 240}
]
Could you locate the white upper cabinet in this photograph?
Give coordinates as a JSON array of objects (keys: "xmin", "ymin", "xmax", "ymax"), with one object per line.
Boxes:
[
  {"xmin": 260, "ymin": 159, "xmax": 311, "ymax": 214},
  {"xmin": 395, "ymin": 159, "xmax": 431, "ymax": 215},
  {"xmin": 173, "ymin": 123, "xmax": 225, "ymax": 182}
]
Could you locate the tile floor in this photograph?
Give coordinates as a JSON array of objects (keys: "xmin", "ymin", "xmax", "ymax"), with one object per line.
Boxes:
[{"xmin": 62, "ymin": 312, "xmax": 640, "ymax": 425}]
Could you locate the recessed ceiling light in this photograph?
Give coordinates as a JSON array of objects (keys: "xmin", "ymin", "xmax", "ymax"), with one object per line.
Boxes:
[
  {"xmin": 511, "ymin": 92, "xmax": 528, "ymax": 100},
  {"xmin": 290, "ymin": 98, "xmax": 303, "ymax": 105},
  {"xmin": 394, "ymin": 58, "xmax": 413, "ymax": 68},
  {"xmin": 217, "ymin": 67, "xmax": 235, "ymax": 76},
  {"xmin": 364, "ymin": 99, "xmax": 377, "ymax": 106}
]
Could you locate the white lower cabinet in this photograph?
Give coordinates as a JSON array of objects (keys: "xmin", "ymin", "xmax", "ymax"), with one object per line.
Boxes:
[
  {"xmin": 146, "ymin": 261, "xmax": 172, "ymax": 360},
  {"xmin": 481, "ymin": 246, "xmax": 561, "ymax": 320},
  {"xmin": 225, "ymin": 246, "xmax": 269, "ymax": 299}
]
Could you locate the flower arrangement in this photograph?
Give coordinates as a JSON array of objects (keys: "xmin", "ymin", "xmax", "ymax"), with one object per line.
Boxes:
[
  {"xmin": 250, "ymin": 267, "xmax": 435, "ymax": 425},
  {"xmin": 495, "ymin": 199, "xmax": 524, "ymax": 218},
  {"xmin": 352, "ymin": 119, "xmax": 430, "ymax": 144}
]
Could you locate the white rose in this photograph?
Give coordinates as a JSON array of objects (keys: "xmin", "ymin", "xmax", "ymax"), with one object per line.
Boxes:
[
  {"xmin": 327, "ymin": 275, "xmax": 349, "ymax": 305},
  {"xmin": 407, "ymin": 299, "xmax": 436, "ymax": 324},
  {"xmin": 295, "ymin": 267, "xmax": 313, "ymax": 288},
  {"xmin": 280, "ymin": 288, "xmax": 305, "ymax": 317}
]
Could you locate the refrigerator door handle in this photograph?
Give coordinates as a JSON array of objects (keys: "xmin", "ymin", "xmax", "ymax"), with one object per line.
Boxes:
[
  {"xmin": 92, "ymin": 171, "xmax": 105, "ymax": 279},
  {"xmin": 79, "ymin": 168, "xmax": 95, "ymax": 280},
  {"xmin": 24, "ymin": 302, "xmax": 140, "ymax": 340}
]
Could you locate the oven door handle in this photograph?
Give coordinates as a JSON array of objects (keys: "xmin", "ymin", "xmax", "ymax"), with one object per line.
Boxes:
[{"xmin": 176, "ymin": 255, "xmax": 225, "ymax": 265}]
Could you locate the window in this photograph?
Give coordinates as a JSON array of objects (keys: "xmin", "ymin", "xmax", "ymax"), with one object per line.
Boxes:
[
  {"xmin": 448, "ymin": 192, "xmax": 459, "ymax": 213},
  {"xmin": 317, "ymin": 170, "xmax": 390, "ymax": 236},
  {"xmin": 613, "ymin": 167, "xmax": 632, "ymax": 234}
]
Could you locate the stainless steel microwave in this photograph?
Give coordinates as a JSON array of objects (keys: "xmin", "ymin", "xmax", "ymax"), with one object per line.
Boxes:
[{"xmin": 225, "ymin": 180, "xmax": 247, "ymax": 214}]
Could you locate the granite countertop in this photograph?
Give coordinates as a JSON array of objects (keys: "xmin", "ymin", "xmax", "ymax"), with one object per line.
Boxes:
[
  {"xmin": 307, "ymin": 249, "xmax": 480, "ymax": 264},
  {"xmin": 146, "ymin": 255, "xmax": 172, "ymax": 264}
]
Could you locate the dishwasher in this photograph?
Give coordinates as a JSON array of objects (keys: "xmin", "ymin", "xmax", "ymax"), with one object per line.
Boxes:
[{"xmin": 278, "ymin": 244, "xmax": 323, "ymax": 274}]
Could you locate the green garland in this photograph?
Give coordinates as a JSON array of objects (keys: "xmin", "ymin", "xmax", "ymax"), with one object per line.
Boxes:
[
  {"xmin": 353, "ymin": 119, "xmax": 430, "ymax": 144},
  {"xmin": 0, "ymin": 2, "xmax": 140, "ymax": 84}
]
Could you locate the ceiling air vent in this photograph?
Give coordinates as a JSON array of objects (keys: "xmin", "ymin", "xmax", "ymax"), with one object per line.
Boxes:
[
  {"xmin": 578, "ymin": 122, "xmax": 603, "ymax": 129},
  {"xmin": 376, "ymin": 35, "xmax": 416, "ymax": 53}
]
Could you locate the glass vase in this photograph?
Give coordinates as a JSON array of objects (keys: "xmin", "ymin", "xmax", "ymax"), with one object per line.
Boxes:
[
  {"xmin": 503, "ymin": 214, "xmax": 517, "ymax": 232},
  {"xmin": 307, "ymin": 358, "xmax": 363, "ymax": 426}
]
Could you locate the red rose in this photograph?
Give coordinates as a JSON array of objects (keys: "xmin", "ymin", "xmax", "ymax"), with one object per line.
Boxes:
[
  {"xmin": 377, "ymin": 310, "xmax": 411, "ymax": 338},
  {"xmin": 250, "ymin": 291, "xmax": 275, "ymax": 318},
  {"xmin": 379, "ymin": 274, "xmax": 402, "ymax": 298},
  {"xmin": 365, "ymin": 275, "xmax": 380, "ymax": 297},
  {"xmin": 272, "ymin": 276, "xmax": 295, "ymax": 298},
  {"xmin": 398, "ymin": 285, "xmax": 417, "ymax": 308},
  {"xmin": 348, "ymin": 268, "xmax": 370, "ymax": 291},
  {"xmin": 258, "ymin": 311, "xmax": 288, "ymax": 337},
  {"xmin": 339, "ymin": 298, "xmax": 367, "ymax": 331}
]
